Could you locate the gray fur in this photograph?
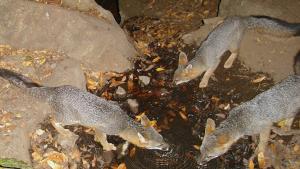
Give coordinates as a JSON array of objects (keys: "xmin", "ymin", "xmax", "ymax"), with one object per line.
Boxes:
[
  {"xmin": 193, "ymin": 16, "xmax": 300, "ymax": 69},
  {"xmin": 220, "ymin": 75, "xmax": 300, "ymax": 136},
  {"xmin": 0, "ymin": 68, "xmax": 169, "ymax": 150},
  {"xmin": 0, "ymin": 68, "xmax": 132, "ymax": 134},
  {"xmin": 47, "ymin": 85, "xmax": 134, "ymax": 135},
  {"xmin": 199, "ymin": 75, "xmax": 300, "ymax": 163}
]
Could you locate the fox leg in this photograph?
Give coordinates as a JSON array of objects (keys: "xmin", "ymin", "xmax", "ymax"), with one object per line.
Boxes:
[
  {"xmin": 249, "ymin": 128, "xmax": 271, "ymax": 168},
  {"xmin": 50, "ymin": 119, "xmax": 79, "ymax": 150},
  {"xmin": 225, "ymin": 36, "xmax": 241, "ymax": 69},
  {"xmin": 199, "ymin": 65, "xmax": 218, "ymax": 88},
  {"xmin": 224, "ymin": 51, "xmax": 238, "ymax": 69},
  {"xmin": 271, "ymin": 118, "xmax": 300, "ymax": 135},
  {"xmin": 94, "ymin": 129, "xmax": 116, "ymax": 151}
]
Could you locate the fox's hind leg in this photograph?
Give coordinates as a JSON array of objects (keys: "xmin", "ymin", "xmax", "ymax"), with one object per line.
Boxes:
[
  {"xmin": 271, "ymin": 118, "xmax": 300, "ymax": 135},
  {"xmin": 224, "ymin": 36, "xmax": 241, "ymax": 69},
  {"xmin": 224, "ymin": 51, "xmax": 238, "ymax": 69},
  {"xmin": 199, "ymin": 65, "xmax": 218, "ymax": 88},
  {"xmin": 94, "ymin": 129, "xmax": 117, "ymax": 151},
  {"xmin": 50, "ymin": 119, "xmax": 79, "ymax": 150}
]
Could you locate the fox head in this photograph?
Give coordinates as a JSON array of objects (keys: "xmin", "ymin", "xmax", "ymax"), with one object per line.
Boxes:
[
  {"xmin": 173, "ymin": 52, "xmax": 205, "ymax": 85},
  {"xmin": 119, "ymin": 114, "xmax": 169, "ymax": 151},
  {"xmin": 197, "ymin": 118, "xmax": 237, "ymax": 164}
]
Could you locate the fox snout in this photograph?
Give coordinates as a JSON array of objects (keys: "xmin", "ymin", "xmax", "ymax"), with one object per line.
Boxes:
[
  {"xmin": 158, "ymin": 142, "xmax": 170, "ymax": 151},
  {"xmin": 172, "ymin": 78, "xmax": 188, "ymax": 85},
  {"xmin": 196, "ymin": 152, "xmax": 217, "ymax": 165},
  {"xmin": 145, "ymin": 140, "xmax": 170, "ymax": 151}
]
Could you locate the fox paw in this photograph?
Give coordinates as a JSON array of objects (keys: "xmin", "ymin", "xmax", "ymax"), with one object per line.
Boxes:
[
  {"xmin": 199, "ymin": 81, "xmax": 208, "ymax": 88},
  {"xmin": 224, "ymin": 62, "xmax": 233, "ymax": 69},
  {"xmin": 103, "ymin": 143, "xmax": 117, "ymax": 151}
]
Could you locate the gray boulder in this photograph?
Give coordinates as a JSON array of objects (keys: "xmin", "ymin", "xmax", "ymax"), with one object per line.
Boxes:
[{"xmin": 0, "ymin": 0, "xmax": 137, "ymax": 73}]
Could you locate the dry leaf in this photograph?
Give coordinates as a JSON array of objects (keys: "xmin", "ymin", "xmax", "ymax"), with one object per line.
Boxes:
[
  {"xmin": 277, "ymin": 119, "xmax": 287, "ymax": 128},
  {"xmin": 152, "ymin": 56, "xmax": 160, "ymax": 63},
  {"xmin": 117, "ymin": 163, "xmax": 127, "ymax": 169},
  {"xmin": 252, "ymin": 76, "xmax": 266, "ymax": 83},
  {"xmin": 129, "ymin": 147, "xmax": 136, "ymax": 157},
  {"xmin": 193, "ymin": 145, "xmax": 200, "ymax": 150},
  {"xmin": 87, "ymin": 79, "xmax": 98, "ymax": 90},
  {"xmin": 110, "ymin": 78, "xmax": 125, "ymax": 87},
  {"xmin": 179, "ymin": 111, "xmax": 188, "ymax": 121},
  {"xmin": 127, "ymin": 75, "xmax": 134, "ymax": 92},
  {"xmin": 135, "ymin": 112, "xmax": 146, "ymax": 121},
  {"xmin": 47, "ymin": 160, "xmax": 63, "ymax": 169},
  {"xmin": 156, "ymin": 67, "xmax": 165, "ymax": 72},
  {"xmin": 248, "ymin": 159, "xmax": 254, "ymax": 169},
  {"xmin": 32, "ymin": 151, "xmax": 43, "ymax": 161}
]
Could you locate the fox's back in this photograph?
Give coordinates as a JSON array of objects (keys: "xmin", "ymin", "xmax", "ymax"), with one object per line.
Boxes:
[
  {"xmin": 252, "ymin": 75, "xmax": 299, "ymax": 119},
  {"xmin": 49, "ymin": 86, "xmax": 130, "ymax": 135},
  {"xmin": 195, "ymin": 17, "xmax": 246, "ymax": 65},
  {"xmin": 231, "ymin": 75, "xmax": 300, "ymax": 134}
]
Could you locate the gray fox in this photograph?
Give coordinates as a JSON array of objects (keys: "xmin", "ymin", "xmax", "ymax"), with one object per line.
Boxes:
[
  {"xmin": 173, "ymin": 16, "xmax": 300, "ymax": 88},
  {"xmin": 0, "ymin": 68, "xmax": 169, "ymax": 151},
  {"xmin": 197, "ymin": 75, "xmax": 300, "ymax": 166}
]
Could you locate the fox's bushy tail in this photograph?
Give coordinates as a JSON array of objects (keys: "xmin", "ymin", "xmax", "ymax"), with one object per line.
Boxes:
[
  {"xmin": 245, "ymin": 16, "xmax": 300, "ymax": 37},
  {"xmin": 0, "ymin": 68, "xmax": 51, "ymax": 99}
]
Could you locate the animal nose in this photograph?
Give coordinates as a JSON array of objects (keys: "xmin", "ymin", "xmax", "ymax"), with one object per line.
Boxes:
[
  {"xmin": 196, "ymin": 153, "xmax": 206, "ymax": 165},
  {"xmin": 172, "ymin": 79, "xmax": 177, "ymax": 84},
  {"xmin": 161, "ymin": 143, "xmax": 170, "ymax": 151}
]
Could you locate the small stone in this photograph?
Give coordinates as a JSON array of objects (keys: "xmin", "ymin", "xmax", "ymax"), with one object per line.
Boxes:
[
  {"xmin": 139, "ymin": 76, "xmax": 150, "ymax": 86},
  {"xmin": 127, "ymin": 99, "xmax": 139, "ymax": 114},
  {"xmin": 115, "ymin": 86, "xmax": 126, "ymax": 98},
  {"xmin": 36, "ymin": 129, "xmax": 45, "ymax": 136}
]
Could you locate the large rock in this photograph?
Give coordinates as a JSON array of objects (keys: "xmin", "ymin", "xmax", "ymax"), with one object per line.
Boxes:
[
  {"xmin": 0, "ymin": 0, "xmax": 137, "ymax": 72},
  {"xmin": 219, "ymin": 0, "xmax": 300, "ymax": 22},
  {"xmin": 42, "ymin": 57, "xmax": 86, "ymax": 89}
]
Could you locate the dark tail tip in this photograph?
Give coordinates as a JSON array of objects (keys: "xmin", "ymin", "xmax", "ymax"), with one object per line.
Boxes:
[{"xmin": 0, "ymin": 68, "xmax": 41, "ymax": 88}]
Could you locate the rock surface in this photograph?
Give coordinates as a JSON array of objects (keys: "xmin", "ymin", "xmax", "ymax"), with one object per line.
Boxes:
[
  {"xmin": 219, "ymin": 0, "xmax": 300, "ymax": 22},
  {"xmin": 138, "ymin": 75, "xmax": 150, "ymax": 86},
  {"xmin": 0, "ymin": 78, "xmax": 51, "ymax": 163},
  {"xmin": 127, "ymin": 99, "xmax": 139, "ymax": 114},
  {"xmin": 115, "ymin": 86, "xmax": 126, "ymax": 98},
  {"xmin": 42, "ymin": 57, "xmax": 86, "ymax": 90},
  {"xmin": 0, "ymin": 0, "xmax": 137, "ymax": 73}
]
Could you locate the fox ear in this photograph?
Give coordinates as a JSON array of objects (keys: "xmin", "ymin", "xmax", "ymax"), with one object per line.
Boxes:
[
  {"xmin": 217, "ymin": 134, "xmax": 230, "ymax": 145},
  {"xmin": 138, "ymin": 132, "xmax": 148, "ymax": 144},
  {"xmin": 185, "ymin": 64, "xmax": 193, "ymax": 72},
  {"xmin": 140, "ymin": 114, "xmax": 151, "ymax": 127},
  {"xmin": 178, "ymin": 51, "xmax": 188, "ymax": 66},
  {"xmin": 204, "ymin": 118, "xmax": 216, "ymax": 135}
]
